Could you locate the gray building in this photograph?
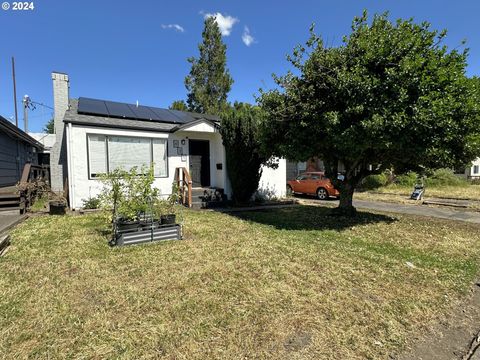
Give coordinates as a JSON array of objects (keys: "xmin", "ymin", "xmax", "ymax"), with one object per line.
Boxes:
[{"xmin": 0, "ymin": 115, "xmax": 44, "ymax": 187}]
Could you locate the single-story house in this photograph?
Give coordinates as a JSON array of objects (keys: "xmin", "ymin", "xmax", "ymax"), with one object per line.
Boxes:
[
  {"xmin": 0, "ymin": 115, "xmax": 44, "ymax": 188},
  {"xmin": 465, "ymin": 158, "xmax": 480, "ymax": 179},
  {"xmin": 49, "ymin": 72, "xmax": 286, "ymax": 209}
]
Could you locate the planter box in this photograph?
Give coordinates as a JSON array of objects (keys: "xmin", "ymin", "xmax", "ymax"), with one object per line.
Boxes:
[
  {"xmin": 49, "ymin": 201, "xmax": 66, "ymax": 215},
  {"xmin": 115, "ymin": 223, "xmax": 182, "ymax": 246}
]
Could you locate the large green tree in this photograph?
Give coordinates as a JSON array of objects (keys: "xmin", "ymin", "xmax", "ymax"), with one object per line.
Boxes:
[
  {"xmin": 259, "ymin": 12, "xmax": 480, "ymax": 215},
  {"xmin": 221, "ymin": 103, "xmax": 272, "ymax": 204},
  {"xmin": 185, "ymin": 16, "xmax": 233, "ymax": 115},
  {"xmin": 43, "ymin": 118, "xmax": 54, "ymax": 134},
  {"xmin": 169, "ymin": 100, "xmax": 188, "ymax": 111}
]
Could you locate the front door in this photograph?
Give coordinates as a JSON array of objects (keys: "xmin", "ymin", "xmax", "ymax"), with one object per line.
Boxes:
[{"xmin": 189, "ymin": 140, "xmax": 210, "ymax": 187}]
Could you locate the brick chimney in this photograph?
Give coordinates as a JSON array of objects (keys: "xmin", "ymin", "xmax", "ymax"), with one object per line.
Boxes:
[{"xmin": 50, "ymin": 72, "xmax": 70, "ymax": 193}]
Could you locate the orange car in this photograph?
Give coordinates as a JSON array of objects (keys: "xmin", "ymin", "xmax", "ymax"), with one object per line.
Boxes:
[{"xmin": 287, "ymin": 172, "xmax": 340, "ymax": 200}]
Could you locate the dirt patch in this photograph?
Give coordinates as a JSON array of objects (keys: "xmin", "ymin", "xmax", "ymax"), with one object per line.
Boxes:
[{"xmin": 395, "ymin": 284, "xmax": 480, "ymax": 360}]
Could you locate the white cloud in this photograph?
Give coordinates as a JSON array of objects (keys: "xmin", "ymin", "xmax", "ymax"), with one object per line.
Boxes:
[
  {"xmin": 203, "ymin": 12, "xmax": 238, "ymax": 36},
  {"xmin": 161, "ymin": 24, "xmax": 185, "ymax": 33},
  {"xmin": 242, "ymin": 26, "xmax": 255, "ymax": 46}
]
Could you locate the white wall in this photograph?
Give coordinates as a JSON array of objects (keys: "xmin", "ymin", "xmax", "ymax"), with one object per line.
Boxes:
[
  {"xmin": 258, "ymin": 158, "xmax": 287, "ymax": 199},
  {"xmin": 468, "ymin": 157, "xmax": 480, "ymax": 178},
  {"xmin": 66, "ymin": 124, "xmax": 227, "ymax": 209}
]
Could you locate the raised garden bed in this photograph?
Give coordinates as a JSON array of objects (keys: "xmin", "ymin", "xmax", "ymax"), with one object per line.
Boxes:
[{"xmin": 114, "ymin": 222, "xmax": 182, "ymax": 246}]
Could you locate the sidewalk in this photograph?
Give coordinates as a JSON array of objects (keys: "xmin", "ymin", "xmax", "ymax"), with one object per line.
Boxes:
[
  {"xmin": 0, "ymin": 212, "xmax": 27, "ymax": 235},
  {"xmin": 298, "ymin": 198, "xmax": 480, "ymax": 224}
]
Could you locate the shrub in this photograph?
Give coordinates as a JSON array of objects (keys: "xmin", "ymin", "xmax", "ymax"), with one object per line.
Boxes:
[
  {"xmin": 82, "ymin": 196, "xmax": 101, "ymax": 209},
  {"xmin": 395, "ymin": 171, "xmax": 418, "ymax": 187},
  {"xmin": 425, "ymin": 168, "xmax": 467, "ymax": 187},
  {"xmin": 359, "ymin": 173, "xmax": 388, "ymax": 190},
  {"xmin": 99, "ymin": 166, "xmax": 158, "ymax": 222}
]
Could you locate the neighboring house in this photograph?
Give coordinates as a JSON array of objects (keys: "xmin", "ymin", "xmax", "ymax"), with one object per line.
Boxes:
[
  {"xmin": 0, "ymin": 115, "xmax": 44, "ymax": 188},
  {"xmin": 465, "ymin": 158, "xmax": 480, "ymax": 179},
  {"xmin": 28, "ymin": 133, "xmax": 56, "ymax": 166},
  {"xmin": 49, "ymin": 72, "xmax": 286, "ymax": 209},
  {"xmin": 286, "ymin": 157, "xmax": 345, "ymax": 181}
]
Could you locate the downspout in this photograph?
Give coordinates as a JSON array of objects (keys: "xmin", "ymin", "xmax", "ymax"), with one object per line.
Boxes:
[{"xmin": 66, "ymin": 122, "xmax": 75, "ymax": 209}]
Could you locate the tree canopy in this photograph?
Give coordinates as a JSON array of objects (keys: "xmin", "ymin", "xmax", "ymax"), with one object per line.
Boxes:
[
  {"xmin": 221, "ymin": 103, "xmax": 271, "ymax": 204},
  {"xmin": 259, "ymin": 12, "xmax": 480, "ymax": 214},
  {"xmin": 169, "ymin": 100, "xmax": 188, "ymax": 111},
  {"xmin": 185, "ymin": 16, "xmax": 233, "ymax": 115},
  {"xmin": 43, "ymin": 118, "xmax": 54, "ymax": 134}
]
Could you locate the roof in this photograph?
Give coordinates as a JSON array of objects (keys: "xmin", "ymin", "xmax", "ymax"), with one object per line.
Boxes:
[
  {"xmin": 63, "ymin": 98, "xmax": 220, "ymax": 133},
  {"xmin": 28, "ymin": 133, "xmax": 56, "ymax": 149},
  {"xmin": 0, "ymin": 116, "xmax": 44, "ymax": 150}
]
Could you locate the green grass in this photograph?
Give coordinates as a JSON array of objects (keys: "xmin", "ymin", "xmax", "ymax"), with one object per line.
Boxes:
[
  {"xmin": 1, "ymin": 206, "xmax": 479, "ymax": 359},
  {"xmin": 29, "ymin": 196, "xmax": 48, "ymax": 213}
]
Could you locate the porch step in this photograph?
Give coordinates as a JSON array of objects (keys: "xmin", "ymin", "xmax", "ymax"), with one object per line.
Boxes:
[{"xmin": 0, "ymin": 192, "xmax": 21, "ymax": 213}]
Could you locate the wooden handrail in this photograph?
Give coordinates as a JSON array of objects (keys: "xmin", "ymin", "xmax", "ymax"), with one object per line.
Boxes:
[
  {"xmin": 19, "ymin": 163, "xmax": 50, "ymax": 185},
  {"xmin": 174, "ymin": 167, "xmax": 192, "ymax": 207}
]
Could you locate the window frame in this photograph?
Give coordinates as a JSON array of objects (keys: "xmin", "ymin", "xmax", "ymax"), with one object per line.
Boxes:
[
  {"xmin": 86, "ymin": 133, "xmax": 169, "ymax": 180},
  {"xmin": 474, "ymin": 165, "xmax": 479, "ymax": 175}
]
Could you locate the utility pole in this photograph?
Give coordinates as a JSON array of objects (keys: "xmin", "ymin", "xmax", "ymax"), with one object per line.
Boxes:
[
  {"xmin": 11, "ymin": 57, "xmax": 18, "ymax": 127},
  {"xmin": 23, "ymin": 95, "xmax": 29, "ymax": 132}
]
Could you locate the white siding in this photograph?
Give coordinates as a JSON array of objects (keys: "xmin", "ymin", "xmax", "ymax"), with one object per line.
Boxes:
[
  {"xmin": 67, "ymin": 125, "xmax": 228, "ymax": 209},
  {"xmin": 258, "ymin": 158, "xmax": 287, "ymax": 199}
]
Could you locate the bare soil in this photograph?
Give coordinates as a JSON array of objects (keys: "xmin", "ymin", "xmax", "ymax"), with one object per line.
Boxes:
[{"xmin": 395, "ymin": 283, "xmax": 480, "ymax": 360}]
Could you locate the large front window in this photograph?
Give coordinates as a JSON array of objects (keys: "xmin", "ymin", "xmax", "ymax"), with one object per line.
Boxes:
[{"xmin": 87, "ymin": 134, "xmax": 167, "ymax": 178}]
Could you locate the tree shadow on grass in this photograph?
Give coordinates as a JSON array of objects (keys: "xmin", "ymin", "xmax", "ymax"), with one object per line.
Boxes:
[{"xmin": 228, "ymin": 205, "xmax": 397, "ymax": 232}]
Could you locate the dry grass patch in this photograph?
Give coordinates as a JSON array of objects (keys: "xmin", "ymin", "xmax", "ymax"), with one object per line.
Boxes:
[
  {"xmin": 1, "ymin": 206, "xmax": 479, "ymax": 359},
  {"xmin": 372, "ymin": 184, "xmax": 480, "ymax": 201}
]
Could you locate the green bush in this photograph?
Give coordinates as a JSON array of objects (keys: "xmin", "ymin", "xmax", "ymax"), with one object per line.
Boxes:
[
  {"xmin": 425, "ymin": 168, "xmax": 467, "ymax": 187},
  {"xmin": 82, "ymin": 196, "xmax": 101, "ymax": 209},
  {"xmin": 360, "ymin": 173, "xmax": 388, "ymax": 190},
  {"xmin": 395, "ymin": 171, "xmax": 418, "ymax": 187}
]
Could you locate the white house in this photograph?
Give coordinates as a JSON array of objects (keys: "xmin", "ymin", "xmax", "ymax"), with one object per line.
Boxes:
[
  {"xmin": 466, "ymin": 158, "xmax": 480, "ymax": 179},
  {"xmin": 49, "ymin": 72, "xmax": 286, "ymax": 209}
]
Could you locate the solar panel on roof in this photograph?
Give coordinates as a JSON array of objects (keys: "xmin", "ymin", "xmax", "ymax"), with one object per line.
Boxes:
[
  {"xmin": 169, "ymin": 110, "xmax": 197, "ymax": 124},
  {"xmin": 78, "ymin": 97, "xmax": 109, "ymax": 116},
  {"xmin": 104, "ymin": 101, "xmax": 137, "ymax": 119},
  {"xmin": 126, "ymin": 104, "xmax": 159, "ymax": 121},
  {"xmin": 149, "ymin": 107, "xmax": 185, "ymax": 123},
  {"xmin": 77, "ymin": 97, "xmax": 208, "ymax": 125}
]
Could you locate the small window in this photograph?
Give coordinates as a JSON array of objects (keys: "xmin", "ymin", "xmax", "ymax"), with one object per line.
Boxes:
[
  {"xmin": 474, "ymin": 165, "xmax": 479, "ymax": 175},
  {"xmin": 152, "ymin": 139, "xmax": 168, "ymax": 177},
  {"xmin": 88, "ymin": 134, "xmax": 107, "ymax": 178},
  {"xmin": 310, "ymin": 174, "xmax": 320, "ymax": 180}
]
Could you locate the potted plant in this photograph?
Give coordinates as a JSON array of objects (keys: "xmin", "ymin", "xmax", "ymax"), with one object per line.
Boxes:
[
  {"xmin": 155, "ymin": 183, "xmax": 180, "ymax": 225},
  {"xmin": 49, "ymin": 194, "xmax": 67, "ymax": 215}
]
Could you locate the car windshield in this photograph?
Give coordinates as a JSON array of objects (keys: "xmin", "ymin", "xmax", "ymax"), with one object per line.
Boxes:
[{"xmin": 296, "ymin": 174, "xmax": 309, "ymax": 180}]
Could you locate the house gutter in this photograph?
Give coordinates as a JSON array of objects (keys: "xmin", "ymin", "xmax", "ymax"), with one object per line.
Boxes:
[{"xmin": 66, "ymin": 122, "xmax": 75, "ymax": 209}]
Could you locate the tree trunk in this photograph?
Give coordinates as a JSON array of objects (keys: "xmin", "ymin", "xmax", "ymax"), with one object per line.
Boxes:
[{"xmin": 335, "ymin": 181, "xmax": 357, "ymax": 216}]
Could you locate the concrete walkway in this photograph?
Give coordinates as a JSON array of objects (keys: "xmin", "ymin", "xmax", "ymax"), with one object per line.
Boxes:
[{"xmin": 0, "ymin": 212, "xmax": 27, "ymax": 234}]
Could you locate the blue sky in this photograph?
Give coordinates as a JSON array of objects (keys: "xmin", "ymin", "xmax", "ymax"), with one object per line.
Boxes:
[{"xmin": 1, "ymin": 0, "xmax": 479, "ymax": 132}]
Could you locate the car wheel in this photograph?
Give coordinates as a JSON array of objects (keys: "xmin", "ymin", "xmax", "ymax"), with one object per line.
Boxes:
[
  {"xmin": 316, "ymin": 187, "xmax": 328, "ymax": 200},
  {"xmin": 286, "ymin": 185, "xmax": 293, "ymax": 197}
]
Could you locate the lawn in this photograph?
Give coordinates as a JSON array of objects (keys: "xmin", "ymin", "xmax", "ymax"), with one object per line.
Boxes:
[{"xmin": 1, "ymin": 206, "xmax": 479, "ymax": 359}]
